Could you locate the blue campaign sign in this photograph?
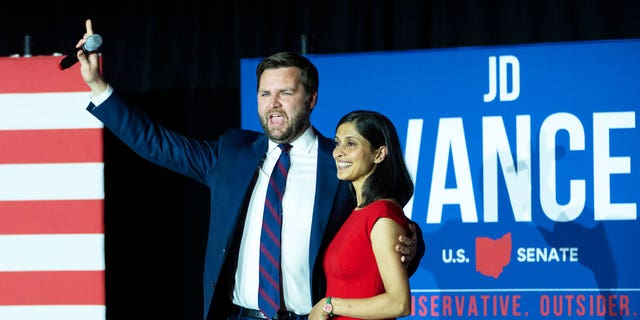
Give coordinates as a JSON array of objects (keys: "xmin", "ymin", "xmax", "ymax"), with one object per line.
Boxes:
[{"xmin": 240, "ymin": 39, "xmax": 640, "ymax": 319}]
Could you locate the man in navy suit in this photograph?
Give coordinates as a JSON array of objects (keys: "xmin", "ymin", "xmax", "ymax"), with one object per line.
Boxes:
[{"xmin": 76, "ymin": 19, "xmax": 424, "ymax": 320}]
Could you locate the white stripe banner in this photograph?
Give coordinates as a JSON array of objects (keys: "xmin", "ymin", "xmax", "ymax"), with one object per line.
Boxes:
[
  {"xmin": 0, "ymin": 163, "xmax": 104, "ymax": 200},
  {"xmin": 0, "ymin": 92, "xmax": 102, "ymax": 130},
  {"xmin": 0, "ymin": 305, "xmax": 106, "ymax": 320},
  {"xmin": 0, "ymin": 234, "xmax": 105, "ymax": 271},
  {"xmin": 0, "ymin": 56, "xmax": 105, "ymax": 319}
]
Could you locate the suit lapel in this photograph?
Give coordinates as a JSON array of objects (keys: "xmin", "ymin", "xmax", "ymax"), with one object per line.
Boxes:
[{"xmin": 215, "ymin": 133, "xmax": 268, "ymax": 228}]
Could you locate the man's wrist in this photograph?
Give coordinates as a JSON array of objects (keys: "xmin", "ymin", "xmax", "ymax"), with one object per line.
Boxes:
[{"xmin": 90, "ymin": 84, "xmax": 113, "ymax": 106}]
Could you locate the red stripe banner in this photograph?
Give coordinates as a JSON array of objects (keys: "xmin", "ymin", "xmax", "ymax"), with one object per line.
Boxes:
[
  {"xmin": 0, "ymin": 271, "xmax": 105, "ymax": 305},
  {"xmin": 0, "ymin": 129, "xmax": 103, "ymax": 164},
  {"xmin": 0, "ymin": 55, "xmax": 105, "ymax": 320},
  {"xmin": 0, "ymin": 200, "xmax": 104, "ymax": 234}
]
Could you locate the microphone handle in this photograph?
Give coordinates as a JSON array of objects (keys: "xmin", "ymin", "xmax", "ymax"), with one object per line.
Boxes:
[{"xmin": 59, "ymin": 34, "xmax": 102, "ymax": 70}]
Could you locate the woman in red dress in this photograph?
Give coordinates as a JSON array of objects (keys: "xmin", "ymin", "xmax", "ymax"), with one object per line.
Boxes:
[{"xmin": 309, "ymin": 110, "xmax": 414, "ymax": 320}]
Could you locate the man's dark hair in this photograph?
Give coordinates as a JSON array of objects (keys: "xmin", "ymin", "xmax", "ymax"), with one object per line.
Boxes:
[{"xmin": 256, "ymin": 51, "xmax": 319, "ymax": 95}]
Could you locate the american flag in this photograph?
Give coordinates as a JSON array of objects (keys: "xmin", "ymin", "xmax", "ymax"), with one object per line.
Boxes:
[{"xmin": 0, "ymin": 56, "xmax": 105, "ymax": 320}]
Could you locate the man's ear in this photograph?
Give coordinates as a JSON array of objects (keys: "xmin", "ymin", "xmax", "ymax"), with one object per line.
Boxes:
[{"xmin": 307, "ymin": 91, "xmax": 318, "ymax": 111}]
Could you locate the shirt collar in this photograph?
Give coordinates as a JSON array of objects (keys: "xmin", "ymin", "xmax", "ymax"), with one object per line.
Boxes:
[{"xmin": 268, "ymin": 126, "xmax": 317, "ymax": 155}]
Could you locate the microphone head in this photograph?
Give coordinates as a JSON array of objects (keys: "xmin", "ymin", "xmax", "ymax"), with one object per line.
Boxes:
[{"xmin": 83, "ymin": 34, "xmax": 103, "ymax": 52}]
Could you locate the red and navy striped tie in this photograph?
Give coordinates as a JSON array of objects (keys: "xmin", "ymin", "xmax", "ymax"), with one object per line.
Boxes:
[{"xmin": 258, "ymin": 144, "xmax": 291, "ymax": 319}]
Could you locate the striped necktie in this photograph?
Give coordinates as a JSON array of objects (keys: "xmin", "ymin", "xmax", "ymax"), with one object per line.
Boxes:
[{"xmin": 258, "ymin": 143, "xmax": 291, "ymax": 319}]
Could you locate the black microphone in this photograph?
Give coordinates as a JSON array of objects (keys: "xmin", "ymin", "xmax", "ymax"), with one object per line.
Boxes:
[{"xmin": 59, "ymin": 34, "xmax": 103, "ymax": 70}]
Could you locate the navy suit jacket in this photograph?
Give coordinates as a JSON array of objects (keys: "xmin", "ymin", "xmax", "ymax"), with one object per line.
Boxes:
[{"xmin": 88, "ymin": 93, "xmax": 423, "ymax": 320}]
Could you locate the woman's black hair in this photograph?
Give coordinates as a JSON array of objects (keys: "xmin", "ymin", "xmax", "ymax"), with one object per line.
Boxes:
[{"xmin": 336, "ymin": 110, "xmax": 414, "ymax": 208}]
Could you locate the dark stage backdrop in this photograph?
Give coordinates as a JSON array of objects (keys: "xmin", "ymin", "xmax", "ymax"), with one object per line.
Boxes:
[{"xmin": 1, "ymin": 1, "xmax": 639, "ymax": 319}]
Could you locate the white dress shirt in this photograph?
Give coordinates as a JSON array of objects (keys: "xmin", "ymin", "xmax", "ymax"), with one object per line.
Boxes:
[{"xmin": 233, "ymin": 127, "xmax": 318, "ymax": 314}]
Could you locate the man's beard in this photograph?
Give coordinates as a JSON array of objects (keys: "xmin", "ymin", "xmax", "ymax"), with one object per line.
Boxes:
[{"xmin": 261, "ymin": 113, "xmax": 310, "ymax": 144}]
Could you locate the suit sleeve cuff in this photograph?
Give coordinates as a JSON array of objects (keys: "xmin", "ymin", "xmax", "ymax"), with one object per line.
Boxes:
[{"xmin": 90, "ymin": 84, "xmax": 113, "ymax": 106}]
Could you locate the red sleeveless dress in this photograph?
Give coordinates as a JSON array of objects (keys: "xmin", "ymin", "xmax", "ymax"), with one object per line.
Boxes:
[{"xmin": 323, "ymin": 200, "xmax": 409, "ymax": 320}]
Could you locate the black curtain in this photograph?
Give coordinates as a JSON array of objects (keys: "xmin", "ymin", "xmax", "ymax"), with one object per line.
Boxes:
[{"xmin": 2, "ymin": 1, "xmax": 639, "ymax": 319}]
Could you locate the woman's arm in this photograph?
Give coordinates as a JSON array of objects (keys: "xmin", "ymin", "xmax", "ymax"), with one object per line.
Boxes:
[{"xmin": 310, "ymin": 218, "xmax": 411, "ymax": 319}]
